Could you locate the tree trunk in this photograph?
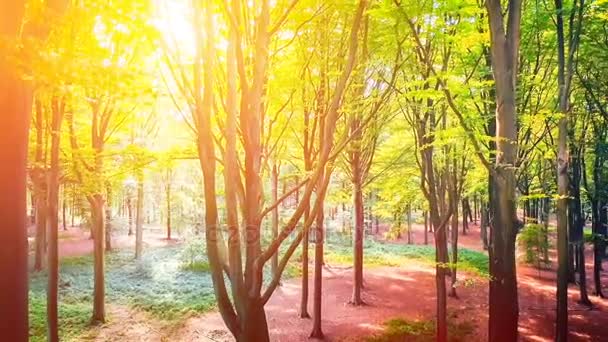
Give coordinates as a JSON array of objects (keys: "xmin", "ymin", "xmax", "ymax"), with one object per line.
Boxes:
[
  {"xmin": 0, "ymin": 4, "xmax": 29, "ymax": 339},
  {"xmin": 34, "ymin": 190, "xmax": 47, "ymax": 271},
  {"xmin": 46, "ymin": 96, "xmax": 63, "ymax": 342},
  {"xmin": 300, "ymin": 204, "xmax": 311, "ymax": 318},
  {"xmin": 485, "ymin": 0, "xmax": 522, "ymax": 338},
  {"xmin": 310, "ymin": 203, "xmax": 325, "ymax": 339},
  {"xmin": 166, "ymin": 170, "xmax": 172, "ymax": 240},
  {"xmin": 350, "ymin": 176, "xmax": 364, "ymax": 305},
  {"xmin": 127, "ymin": 195, "xmax": 133, "ymax": 236},
  {"xmin": 105, "ymin": 185, "xmax": 112, "ymax": 252},
  {"xmin": 236, "ymin": 300, "xmax": 270, "ymax": 342},
  {"xmin": 591, "ymin": 200, "xmax": 605, "ymax": 297},
  {"xmin": 135, "ymin": 171, "xmax": 144, "ymax": 259},
  {"xmin": 450, "ymin": 200, "xmax": 459, "ymax": 298},
  {"xmin": 435, "ymin": 223, "xmax": 448, "ymax": 342},
  {"xmin": 62, "ymin": 190, "xmax": 68, "ymax": 231},
  {"xmin": 90, "ymin": 196, "xmax": 106, "ymax": 324},
  {"xmin": 271, "ymin": 164, "xmax": 279, "ymax": 279},
  {"xmin": 424, "ymin": 211, "xmax": 428, "ymax": 245},
  {"xmin": 462, "ymin": 198, "xmax": 469, "ymax": 235},
  {"xmin": 407, "ymin": 204, "xmax": 412, "ymax": 244}
]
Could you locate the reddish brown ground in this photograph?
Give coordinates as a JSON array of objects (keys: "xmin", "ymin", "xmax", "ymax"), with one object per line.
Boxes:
[
  {"xmin": 174, "ymin": 223, "xmax": 608, "ymax": 342},
  {"xmin": 40, "ymin": 223, "xmax": 608, "ymax": 341}
]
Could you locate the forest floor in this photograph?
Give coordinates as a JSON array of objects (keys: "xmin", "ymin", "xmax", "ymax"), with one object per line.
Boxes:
[{"xmin": 30, "ymin": 222, "xmax": 608, "ymax": 341}]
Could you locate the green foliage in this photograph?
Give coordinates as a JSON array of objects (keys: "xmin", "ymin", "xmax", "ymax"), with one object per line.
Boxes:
[
  {"xmin": 29, "ymin": 245, "xmax": 217, "ymax": 340},
  {"xmin": 29, "ymin": 294, "xmax": 90, "ymax": 342},
  {"xmin": 384, "ymin": 224, "xmax": 404, "ymax": 240},
  {"xmin": 179, "ymin": 237, "xmax": 208, "ymax": 271},
  {"xmin": 517, "ymin": 224, "xmax": 550, "ymax": 266},
  {"xmin": 365, "ymin": 317, "xmax": 474, "ymax": 342},
  {"xmin": 325, "ymin": 240, "xmax": 488, "ymax": 276}
]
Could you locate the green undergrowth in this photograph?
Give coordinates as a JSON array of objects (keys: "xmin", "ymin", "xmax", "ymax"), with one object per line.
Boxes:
[
  {"xmin": 366, "ymin": 317, "xmax": 474, "ymax": 342},
  {"xmin": 29, "ymin": 239, "xmax": 301, "ymax": 341},
  {"xmin": 324, "ymin": 240, "xmax": 489, "ymax": 277}
]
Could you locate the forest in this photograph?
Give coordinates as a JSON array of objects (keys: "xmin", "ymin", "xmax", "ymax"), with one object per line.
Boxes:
[{"xmin": 0, "ymin": 0, "xmax": 607, "ymax": 341}]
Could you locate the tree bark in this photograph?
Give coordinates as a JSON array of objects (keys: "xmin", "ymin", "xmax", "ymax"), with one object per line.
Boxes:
[
  {"xmin": 135, "ymin": 171, "xmax": 144, "ymax": 259},
  {"xmin": 90, "ymin": 196, "xmax": 106, "ymax": 324},
  {"xmin": 271, "ymin": 164, "xmax": 279, "ymax": 279},
  {"xmin": 105, "ymin": 185, "xmax": 112, "ymax": 251},
  {"xmin": 350, "ymin": 172, "xmax": 364, "ymax": 305},
  {"xmin": 0, "ymin": 3, "xmax": 30, "ymax": 339},
  {"xmin": 424, "ymin": 211, "xmax": 428, "ymax": 245},
  {"xmin": 450, "ymin": 198, "xmax": 459, "ymax": 298},
  {"xmin": 47, "ymin": 96, "xmax": 63, "ymax": 342},
  {"xmin": 310, "ymin": 193, "xmax": 325, "ymax": 339},
  {"xmin": 166, "ymin": 170, "xmax": 172, "ymax": 240},
  {"xmin": 485, "ymin": 0, "xmax": 522, "ymax": 339}
]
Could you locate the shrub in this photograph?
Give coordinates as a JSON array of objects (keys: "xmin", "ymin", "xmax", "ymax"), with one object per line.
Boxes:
[
  {"xmin": 517, "ymin": 224, "xmax": 549, "ymax": 266},
  {"xmin": 384, "ymin": 224, "xmax": 403, "ymax": 240},
  {"xmin": 179, "ymin": 237, "xmax": 207, "ymax": 270}
]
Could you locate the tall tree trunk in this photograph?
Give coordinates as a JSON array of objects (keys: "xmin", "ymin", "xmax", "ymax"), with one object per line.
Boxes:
[
  {"xmin": 485, "ymin": 0, "xmax": 522, "ymax": 338},
  {"xmin": 0, "ymin": 4, "xmax": 29, "ymax": 337},
  {"xmin": 271, "ymin": 164, "xmax": 279, "ymax": 279},
  {"xmin": 450, "ymin": 199, "xmax": 459, "ymax": 298},
  {"xmin": 424, "ymin": 211, "xmax": 428, "ymax": 245},
  {"xmin": 34, "ymin": 188, "xmax": 47, "ymax": 271},
  {"xmin": 62, "ymin": 190, "xmax": 68, "ymax": 231},
  {"xmin": 105, "ymin": 185, "xmax": 112, "ymax": 251},
  {"xmin": 350, "ymin": 173, "xmax": 364, "ymax": 305},
  {"xmin": 591, "ymin": 200, "xmax": 605, "ymax": 297},
  {"xmin": 135, "ymin": 171, "xmax": 144, "ymax": 259},
  {"xmin": 90, "ymin": 196, "xmax": 105, "ymax": 323},
  {"xmin": 310, "ymin": 194, "xmax": 325, "ymax": 339},
  {"xmin": 127, "ymin": 195, "xmax": 133, "ymax": 236},
  {"xmin": 166, "ymin": 172, "xmax": 172, "ymax": 240},
  {"xmin": 407, "ymin": 204, "xmax": 412, "ymax": 244},
  {"xmin": 46, "ymin": 96, "xmax": 63, "ymax": 342},
  {"xmin": 300, "ymin": 204, "xmax": 311, "ymax": 318},
  {"xmin": 462, "ymin": 198, "xmax": 469, "ymax": 235}
]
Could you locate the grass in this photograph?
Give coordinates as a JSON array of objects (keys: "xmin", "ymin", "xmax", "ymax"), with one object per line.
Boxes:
[
  {"xmin": 366, "ymin": 317, "xmax": 474, "ymax": 342},
  {"xmin": 325, "ymin": 239, "xmax": 489, "ymax": 277}
]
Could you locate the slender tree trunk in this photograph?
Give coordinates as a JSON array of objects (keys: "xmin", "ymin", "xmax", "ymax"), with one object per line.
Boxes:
[
  {"xmin": 450, "ymin": 199, "xmax": 459, "ymax": 298},
  {"xmin": 350, "ymin": 175, "xmax": 364, "ymax": 305},
  {"xmin": 310, "ymin": 198, "xmax": 325, "ymax": 339},
  {"xmin": 271, "ymin": 164, "xmax": 279, "ymax": 279},
  {"xmin": 592, "ymin": 200, "xmax": 605, "ymax": 297},
  {"xmin": 166, "ymin": 174, "xmax": 171, "ymax": 240},
  {"xmin": 407, "ymin": 204, "xmax": 412, "ymax": 244},
  {"xmin": 91, "ymin": 196, "xmax": 105, "ymax": 324},
  {"xmin": 46, "ymin": 97, "xmax": 63, "ymax": 342},
  {"xmin": 300, "ymin": 204, "xmax": 311, "ymax": 318},
  {"xmin": 34, "ymin": 190, "xmax": 47, "ymax": 271},
  {"xmin": 105, "ymin": 185, "xmax": 112, "ymax": 251},
  {"xmin": 127, "ymin": 196, "xmax": 133, "ymax": 236},
  {"xmin": 424, "ymin": 211, "xmax": 428, "ymax": 245},
  {"xmin": 135, "ymin": 171, "xmax": 144, "ymax": 259}
]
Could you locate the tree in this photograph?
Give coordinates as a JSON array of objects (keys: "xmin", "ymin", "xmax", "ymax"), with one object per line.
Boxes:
[
  {"xmin": 0, "ymin": 2, "xmax": 30, "ymax": 339},
  {"xmin": 485, "ymin": 0, "xmax": 522, "ymax": 339},
  {"xmin": 159, "ymin": 0, "xmax": 367, "ymax": 339}
]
